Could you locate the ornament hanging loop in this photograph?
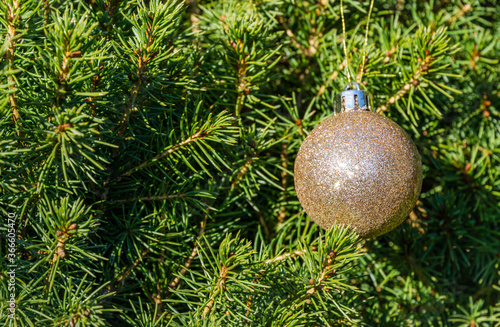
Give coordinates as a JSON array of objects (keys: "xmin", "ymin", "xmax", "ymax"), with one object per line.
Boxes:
[{"xmin": 334, "ymin": 82, "xmax": 373, "ymax": 114}]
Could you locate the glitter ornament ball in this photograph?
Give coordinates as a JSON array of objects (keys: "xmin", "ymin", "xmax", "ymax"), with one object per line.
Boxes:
[{"xmin": 294, "ymin": 83, "xmax": 422, "ymax": 239}]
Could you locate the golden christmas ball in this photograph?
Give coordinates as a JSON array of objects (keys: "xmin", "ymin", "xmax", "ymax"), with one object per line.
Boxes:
[{"xmin": 294, "ymin": 83, "xmax": 422, "ymax": 238}]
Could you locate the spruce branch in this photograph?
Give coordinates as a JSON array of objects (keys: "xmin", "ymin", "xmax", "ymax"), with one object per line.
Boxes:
[
  {"xmin": 110, "ymin": 0, "xmax": 185, "ymax": 156},
  {"xmin": 112, "ymin": 130, "xmax": 212, "ymax": 183},
  {"xmin": 2, "ymin": 1, "xmax": 497, "ymax": 325},
  {"xmin": 167, "ymin": 213, "xmax": 207, "ymax": 293},
  {"xmin": 115, "ymin": 248, "xmax": 151, "ymax": 287},
  {"xmin": 376, "ymin": 60, "xmax": 429, "ymax": 114},
  {"xmin": 235, "ymin": 53, "xmax": 248, "ymax": 116},
  {"xmin": 202, "ymin": 263, "xmax": 228, "ymax": 318},
  {"xmin": 447, "ymin": 4, "xmax": 472, "ymax": 25},
  {"xmin": 112, "ymin": 66, "xmax": 143, "ymax": 157},
  {"xmin": 376, "ymin": 52, "xmax": 432, "ymax": 114},
  {"xmin": 113, "ymin": 193, "xmax": 188, "ymax": 203},
  {"xmin": 277, "ymin": 141, "xmax": 288, "ymax": 226},
  {"xmin": 43, "ymin": 0, "xmax": 50, "ymax": 24},
  {"xmin": 277, "ymin": 15, "xmax": 306, "ymax": 55},
  {"xmin": 277, "ymin": 14, "xmax": 318, "ymax": 57},
  {"xmin": 264, "ymin": 249, "xmax": 305, "ymax": 265},
  {"xmin": 40, "ymin": 7, "xmax": 101, "ymax": 107},
  {"xmin": 51, "ymin": 222, "xmax": 78, "ymax": 264},
  {"xmin": 87, "ymin": 66, "xmax": 103, "ymax": 118},
  {"xmin": 258, "ymin": 213, "xmax": 271, "ymax": 241},
  {"xmin": 316, "ymin": 56, "xmax": 347, "ymax": 98},
  {"xmin": 98, "ymin": 0, "xmax": 122, "ymax": 33},
  {"xmin": 230, "ymin": 156, "xmax": 254, "ymax": 190},
  {"xmin": 376, "ymin": 81, "xmax": 414, "ymax": 114},
  {"xmin": 150, "ymin": 211, "xmax": 209, "ymax": 320},
  {"xmin": 376, "ymin": 26, "xmax": 460, "ymax": 115},
  {"xmin": 56, "ymin": 49, "xmax": 71, "ymax": 104},
  {"xmin": 316, "ymin": 70, "xmax": 339, "ymax": 98},
  {"xmin": 297, "ymin": 250, "xmax": 338, "ymax": 305},
  {"xmin": 5, "ymin": 0, "xmax": 20, "ymax": 130},
  {"xmin": 186, "ymin": 0, "xmax": 201, "ymax": 35}
]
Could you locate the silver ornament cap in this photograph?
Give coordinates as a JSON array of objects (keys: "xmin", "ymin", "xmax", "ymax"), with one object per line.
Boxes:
[
  {"xmin": 334, "ymin": 82, "xmax": 372, "ymax": 113},
  {"xmin": 294, "ymin": 83, "xmax": 422, "ymax": 239}
]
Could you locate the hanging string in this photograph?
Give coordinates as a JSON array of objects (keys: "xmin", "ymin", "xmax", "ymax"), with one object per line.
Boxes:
[
  {"xmin": 340, "ymin": 0, "xmax": 376, "ymax": 86},
  {"xmin": 359, "ymin": 0, "xmax": 375, "ymax": 83},
  {"xmin": 340, "ymin": 0, "xmax": 351, "ymax": 85}
]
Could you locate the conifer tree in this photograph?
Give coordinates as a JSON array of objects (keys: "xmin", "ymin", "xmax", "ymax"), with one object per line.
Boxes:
[{"xmin": 1, "ymin": 0, "xmax": 499, "ymax": 326}]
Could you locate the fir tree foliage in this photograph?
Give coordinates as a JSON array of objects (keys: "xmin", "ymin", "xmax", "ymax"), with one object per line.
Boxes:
[{"xmin": 0, "ymin": 0, "xmax": 499, "ymax": 326}]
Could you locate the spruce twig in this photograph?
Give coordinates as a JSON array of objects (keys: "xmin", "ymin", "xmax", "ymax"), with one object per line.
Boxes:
[
  {"xmin": 111, "ymin": 130, "xmax": 210, "ymax": 183},
  {"xmin": 6, "ymin": 0, "xmax": 20, "ymax": 132},
  {"xmin": 167, "ymin": 214, "xmax": 208, "ymax": 293},
  {"xmin": 113, "ymin": 193, "xmax": 188, "ymax": 203},
  {"xmin": 264, "ymin": 250, "xmax": 305, "ymax": 265}
]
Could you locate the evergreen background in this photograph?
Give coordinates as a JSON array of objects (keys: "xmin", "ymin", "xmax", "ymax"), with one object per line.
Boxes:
[{"xmin": 1, "ymin": 0, "xmax": 499, "ymax": 325}]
